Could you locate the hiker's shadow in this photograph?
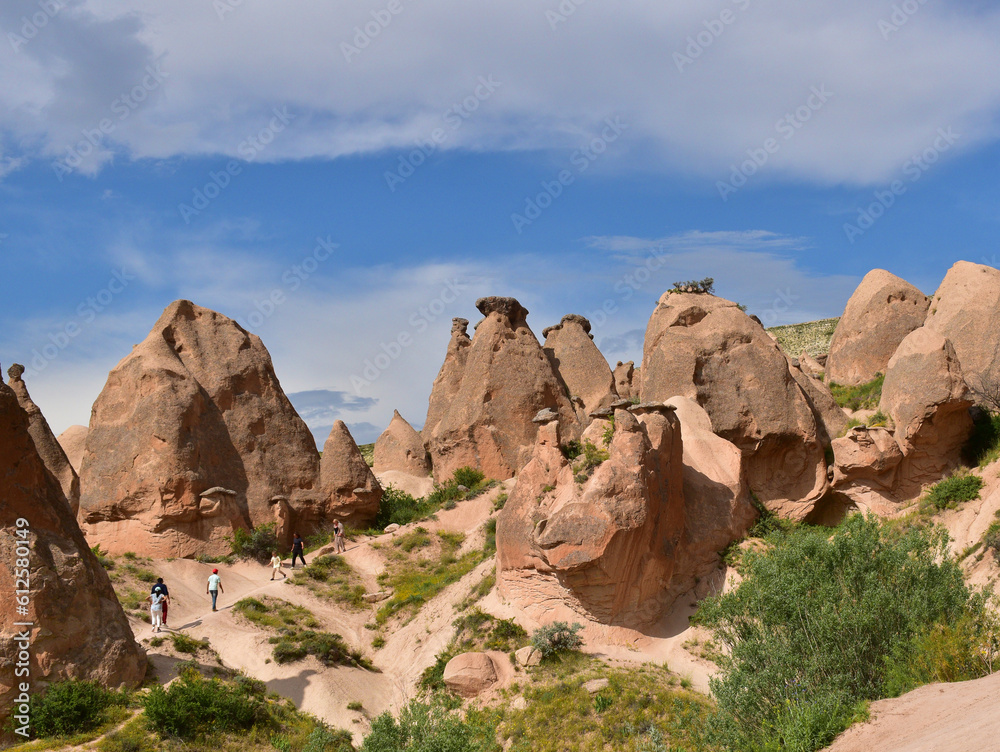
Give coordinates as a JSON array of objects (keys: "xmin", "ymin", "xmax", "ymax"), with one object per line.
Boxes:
[{"xmin": 267, "ymin": 670, "xmax": 319, "ymax": 708}]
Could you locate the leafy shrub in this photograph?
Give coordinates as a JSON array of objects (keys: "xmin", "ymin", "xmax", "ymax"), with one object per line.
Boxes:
[
  {"xmin": 143, "ymin": 671, "xmax": 267, "ymax": 739},
  {"xmin": 923, "ymin": 473, "xmax": 984, "ymax": 512},
  {"xmin": 373, "ymin": 485, "xmax": 428, "ymax": 529},
  {"xmin": 361, "ymin": 699, "xmax": 496, "ymax": 752},
  {"xmin": 302, "ymin": 726, "xmax": 354, "ymax": 752},
  {"xmin": 492, "ymin": 492, "xmax": 508, "ymax": 512},
  {"xmin": 560, "ymin": 440, "xmax": 583, "ymax": 461},
  {"xmin": 572, "ymin": 441, "xmax": 609, "ymax": 480},
  {"xmin": 531, "ymin": 622, "xmax": 584, "ymax": 659},
  {"xmin": 453, "ymin": 466, "xmax": 485, "ymax": 489},
  {"xmin": 31, "ymin": 680, "xmax": 127, "ymax": 738},
  {"xmin": 483, "ymin": 518, "xmax": 497, "ymax": 556},
  {"xmin": 270, "ymin": 630, "xmax": 374, "ymax": 670},
  {"xmin": 983, "ymin": 519, "xmax": 1000, "ymax": 562},
  {"xmin": 829, "ymin": 373, "xmax": 885, "ymax": 411},
  {"xmin": 699, "ymin": 514, "xmax": 980, "ymax": 752},
  {"xmin": 867, "ymin": 410, "xmax": 889, "ymax": 427},
  {"xmin": 170, "ymin": 633, "xmax": 209, "ymax": 654},
  {"xmin": 229, "ymin": 522, "xmax": 279, "ymax": 564},
  {"xmin": 669, "ymin": 277, "xmax": 714, "ymax": 294},
  {"xmin": 91, "ymin": 544, "xmax": 115, "ymax": 570}
]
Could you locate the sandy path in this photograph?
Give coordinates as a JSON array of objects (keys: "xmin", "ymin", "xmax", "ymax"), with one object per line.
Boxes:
[{"xmin": 824, "ymin": 671, "xmax": 1000, "ymax": 752}]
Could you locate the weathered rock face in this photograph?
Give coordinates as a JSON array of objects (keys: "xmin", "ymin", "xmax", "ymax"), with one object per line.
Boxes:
[
  {"xmin": 879, "ymin": 327, "xmax": 973, "ymax": 494},
  {"xmin": 318, "ymin": 420, "xmax": 383, "ymax": 527},
  {"xmin": 373, "ymin": 410, "xmax": 430, "ymax": 477},
  {"xmin": 640, "ymin": 291, "xmax": 828, "ymax": 520},
  {"xmin": 798, "ymin": 352, "xmax": 826, "ymax": 379},
  {"xmin": 426, "ymin": 297, "xmax": 580, "ymax": 480},
  {"xmin": 443, "ymin": 652, "xmax": 498, "ymax": 697},
  {"xmin": 542, "ymin": 315, "xmax": 616, "ymax": 418},
  {"xmin": 827, "ymin": 269, "xmax": 930, "ymax": 386},
  {"xmin": 924, "ymin": 261, "xmax": 1000, "ymax": 386},
  {"xmin": 423, "ymin": 318, "xmax": 472, "ymax": 443},
  {"xmin": 829, "ymin": 426, "xmax": 905, "ymax": 515},
  {"xmin": 7, "ymin": 364, "xmax": 79, "ymax": 513},
  {"xmin": 613, "ymin": 361, "xmax": 636, "ymax": 400},
  {"xmin": 56, "ymin": 425, "xmax": 88, "ymax": 474},
  {"xmin": 497, "ymin": 407, "xmax": 685, "ymax": 626},
  {"xmin": 787, "ymin": 359, "xmax": 849, "ymax": 446},
  {"xmin": 78, "ymin": 300, "xmax": 320, "ymax": 557},
  {"xmin": 665, "ymin": 396, "xmax": 755, "ymax": 567},
  {"xmin": 0, "ymin": 377, "xmax": 145, "ymax": 730}
]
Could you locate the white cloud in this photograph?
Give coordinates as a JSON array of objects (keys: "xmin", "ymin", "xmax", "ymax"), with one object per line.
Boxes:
[{"xmin": 1, "ymin": 1, "xmax": 998, "ymax": 184}]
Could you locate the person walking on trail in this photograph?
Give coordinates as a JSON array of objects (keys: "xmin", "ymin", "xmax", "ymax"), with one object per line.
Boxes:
[
  {"xmin": 333, "ymin": 520, "xmax": 346, "ymax": 554},
  {"xmin": 290, "ymin": 532, "xmax": 306, "ymax": 568},
  {"xmin": 146, "ymin": 590, "xmax": 168, "ymax": 633},
  {"xmin": 151, "ymin": 577, "xmax": 172, "ymax": 627},
  {"xmin": 207, "ymin": 568, "xmax": 224, "ymax": 611},
  {"xmin": 270, "ymin": 551, "xmax": 285, "ymax": 580}
]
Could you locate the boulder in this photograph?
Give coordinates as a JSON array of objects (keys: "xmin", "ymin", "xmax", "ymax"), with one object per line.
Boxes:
[
  {"xmin": 514, "ymin": 645, "xmax": 541, "ymax": 667},
  {"xmin": 583, "ymin": 678, "xmax": 610, "ymax": 694},
  {"xmin": 665, "ymin": 396, "xmax": 755, "ymax": 570},
  {"xmin": 798, "ymin": 352, "xmax": 826, "ymax": 379},
  {"xmin": 787, "ymin": 359, "xmax": 849, "ymax": 446},
  {"xmin": 56, "ymin": 424, "xmax": 88, "ymax": 473},
  {"xmin": 829, "ymin": 426, "xmax": 905, "ymax": 515},
  {"xmin": 924, "ymin": 261, "xmax": 1000, "ymax": 387},
  {"xmin": 426, "ymin": 297, "xmax": 580, "ymax": 480},
  {"xmin": 443, "ymin": 652, "xmax": 498, "ymax": 697},
  {"xmin": 7, "ymin": 364, "xmax": 80, "ymax": 513},
  {"xmin": 423, "ymin": 318, "xmax": 472, "ymax": 442},
  {"xmin": 497, "ymin": 406, "xmax": 686, "ymax": 626},
  {"xmin": 827, "ymin": 269, "xmax": 930, "ymax": 386},
  {"xmin": 373, "ymin": 410, "xmax": 430, "ymax": 477},
  {"xmin": 879, "ymin": 327, "xmax": 973, "ymax": 494},
  {"xmin": 542, "ymin": 315, "xmax": 616, "ymax": 417},
  {"xmin": 613, "ymin": 361, "xmax": 636, "ymax": 400},
  {"xmin": 319, "ymin": 421, "xmax": 383, "ymax": 528},
  {"xmin": 640, "ymin": 291, "xmax": 828, "ymax": 520},
  {"xmin": 0, "ymin": 374, "xmax": 145, "ymax": 731},
  {"xmin": 78, "ymin": 300, "xmax": 320, "ymax": 557}
]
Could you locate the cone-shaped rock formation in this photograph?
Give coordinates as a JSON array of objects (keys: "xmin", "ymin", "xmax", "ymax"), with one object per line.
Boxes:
[
  {"xmin": 542, "ymin": 314, "xmax": 616, "ymax": 419},
  {"xmin": 318, "ymin": 420, "xmax": 383, "ymax": 527},
  {"xmin": 374, "ymin": 410, "xmax": 430, "ymax": 476}
]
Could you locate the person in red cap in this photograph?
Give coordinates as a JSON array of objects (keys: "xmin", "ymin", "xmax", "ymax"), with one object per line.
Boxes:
[{"xmin": 206, "ymin": 568, "xmax": 224, "ymax": 611}]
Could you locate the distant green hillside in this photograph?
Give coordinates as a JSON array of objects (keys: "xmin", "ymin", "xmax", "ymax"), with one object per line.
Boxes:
[{"xmin": 767, "ymin": 317, "xmax": 839, "ymax": 358}]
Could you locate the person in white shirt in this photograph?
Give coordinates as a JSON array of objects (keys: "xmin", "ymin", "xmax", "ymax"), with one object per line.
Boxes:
[
  {"xmin": 146, "ymin": 590, "xmax": 168, "ymax": 632},
  {"xmin": 207, "ymin": 569, "xmax": 224, "ymax": 611},
  {"xmin": 270, "ymin": 551, "xmax": 285, "ymax": 580}
]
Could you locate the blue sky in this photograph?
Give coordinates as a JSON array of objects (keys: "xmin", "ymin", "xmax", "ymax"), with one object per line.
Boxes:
[{"xmin": 1, "ymin": 0, "xmax": 999, "ymax": 444}]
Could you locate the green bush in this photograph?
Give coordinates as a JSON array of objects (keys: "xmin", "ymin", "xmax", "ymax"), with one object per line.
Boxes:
[
  {"xmin": 923, "ymin": 473, "xmax": 984, "ymax": 512},
  {"xmin": 31, "ymin": 680, "xmax": 126, "ymax": 738},
  {"xmin": 91, "ymin": 544, "xmax": 115, "ymax": 570},
  {"xmin": 699, "ymin": 514, "xmax": 980, "ymax": 752},
  {"xmin": 361, "ymin": 699, "xmax": 497, "ymax": 752},
  {"xmin": 229, "ymin": 522, "xmax": 279, "ymax": 564},
  {"xmin": 270, "ymin": 630, "xmax": 374, "ymax": 670},
  {"xmin": 482, "ymin": 518, "xmax": 497, "ymax": 556},
  {"xmin": 453, "ymin": 466, "xmax": 485, "ymax": 489},
  {"xmin": 829, "ymin": 373, "xmax": 885, "ymax": 411},
  {"xmin": 373, "ymin": 485, "xmax": 430, "ymax": 529},
  {"xmin": 984, "ymin": 520, "xmax": 1000, "ymax": 562},
  {"xmin": 170, "ymin": 633, "xmax": 209, "ymax": 654},
  {"xmin": 560, "ymin": 440, "xmax": 583, "ymax": 461},
  {"xmin": 531, "ymin": 622, "xmax": 584, "ymax": 659},
  {"xmin": 303, "ymin": 725, "xmax": 355, "ymax": 752},
  {"xmin": 143, "ymin": 671, "xmax": 267, "ymax": 739},
  {"xmin": 669, "ymin": 277, "xmax": 714, "ymax": 294}
]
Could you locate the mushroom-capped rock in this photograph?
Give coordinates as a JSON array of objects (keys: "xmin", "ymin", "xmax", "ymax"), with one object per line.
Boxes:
[
  {"xmin": 827, "ymin": 269, "xmax": 930, "ymax": 386},
  {"xmin": 443, "ymin": 652, "xmax": 499, "ymax": 697},
  {"xmin": 924, "ymin": 261, "xmax": 1000, "ymax": 385},
  {"xmin": 787, "ymin": 359, "xmax": 849, "ymax": 446},
  {"xmin": 6, "ymin": 364, "xmax": 80, "ymax": 513},
  {"xmin": 497, "ymin": 407, "xmax": 685, "ymax": 626},
  {"xmin": 613, "ymin": 361, "xmax": 636, "ymax": 400},
  {"xmin": 426, "ymin": 297, "xmax": 580, "ymax": 480},
  {"xmin": 78, "ymin": 300, "xmax": 320, "ymax": 557},
  {"xmin": 56, "ymin": 424, "xmax": 88, "ymax": 474},
  {"xmin": 319, "ymin": 420, "xmax": 383, "ymax": 527},
  {"xmin": 0, "ymin": 377, "xmax": 145, "ymax": 729},
  {"xmin": 665, "ymin": 396, "xmax": 755, "ymax": 565},
  {"xmin": 373, "ymin": 410, "xmax": 430, "ymax": 477},
  {"xmin": 543, "ymin": 314, "xmax": 617, "ymax": 418},
  {"xmin": 423, "ymin": 318, "xmax": 472, "ymax": 442},
  {"xmin": 640, "ymin": 291, "xmax": 828, "ymax": 520},
  {"xmin": 879, "ymin": 327, "xmax": 973, "ymax": 494}
]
